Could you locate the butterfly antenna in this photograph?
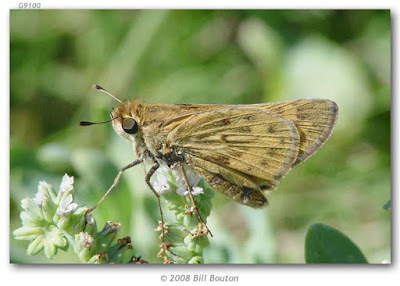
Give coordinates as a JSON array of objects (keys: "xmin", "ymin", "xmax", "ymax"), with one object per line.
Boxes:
[
  {"xmin": 79, "ymin": 116, "xmax": 122, "ymax": 127},
  {"xmin": 93, "ymin": 83, "xmax": 122, "ymax": 103}
]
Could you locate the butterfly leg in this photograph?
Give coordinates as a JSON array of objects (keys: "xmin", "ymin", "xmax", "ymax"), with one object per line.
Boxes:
[
  {"xmin": 181, "ymin": 165, "xmax": 213, "ymax": 238},
  {"xmin": 86, "ymin": 158, "xmax": 144, "ymax": 215},
  {"xmin": 143, "ymin": 161, "xmax": 166, "ymax": 238},
  {"xmin": 144, "ymin": 162, "xmax": 171, "ymax": 262}
]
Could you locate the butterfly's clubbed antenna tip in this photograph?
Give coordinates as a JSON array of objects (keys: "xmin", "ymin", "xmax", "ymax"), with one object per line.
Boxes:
[
  {"xmin": 79, "ymin": 121, "xmax": 93, "ymax": 126},
  {"xmin": 92, "ymin": 83, "xmax": 103, "ymax": 90},
  {"xmin": 92, "ymin": 83, "xmax": 122, "ymax": 103}
]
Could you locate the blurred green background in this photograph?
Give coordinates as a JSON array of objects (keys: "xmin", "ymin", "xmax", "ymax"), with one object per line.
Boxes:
[{"xmin": 10, "ymin": 10, "xmax": 390, "ymax": 264}]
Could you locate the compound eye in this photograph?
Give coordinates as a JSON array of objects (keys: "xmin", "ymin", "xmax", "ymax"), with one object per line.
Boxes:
[{"xmin": 122, "ymin": 118, "xmax": 138, "ymax": 134}]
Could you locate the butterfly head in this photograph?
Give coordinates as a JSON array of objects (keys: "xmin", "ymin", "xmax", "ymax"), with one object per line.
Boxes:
[
  {"xmin": 110, "ymin": 99, "xmax": 142, "ymax": 143},
  {"xmin": 79, "ymin": 84, "xmax": 141, "ymax": 144}
]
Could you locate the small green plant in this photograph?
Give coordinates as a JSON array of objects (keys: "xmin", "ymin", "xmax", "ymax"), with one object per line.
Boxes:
[
  {"xmin": 13, "ymin": 174, "xmax": 137, "ymax": 263},
  {"xmin": 13, "ymin": 173, "xmax": 390, "ymax": 264},
  {"xmin": 13, "ymin": 171, "xmax": 213, "ymax": 264},
  {"xmin": 156, "ymin": 170, "xmax": 213, "ymax": 263}
]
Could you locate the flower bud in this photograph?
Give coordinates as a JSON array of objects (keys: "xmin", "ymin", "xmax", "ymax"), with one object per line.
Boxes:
[
  {"xmin": 38, "ymin": 181, "xmax": 57, "ymax": 203},
  {"xmin": 83, "ymin": 213, "xmax": 97, "ymax": 237},
  {"xmin": 56, "ymin": 174, "xmax": 74, "ymax": 204},
  {"xmin": 96, "ymin": 221, "xmax": 121, "ymax": 250},
  {"xmin": 76, "ymin": 232, "xmax": 96, "ymax": 262},
  {"xmin": 13, "ymin": 226, "xmax": 43, "ymax": 241},
  {"xmin": 44, "ymin": 239, "xmax": 57, "ymax": 259},
  {"xmin": 27, "ymin": 235, "xmax": 44, "ymax": 256},
  {"xmin": 108, "ymin": 236, "xmax": 135, "ymax": 264}
]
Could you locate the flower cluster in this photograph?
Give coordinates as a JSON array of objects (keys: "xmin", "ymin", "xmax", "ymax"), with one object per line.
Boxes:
[
  {"xmin": 14, "ymin": 167, "xmax": 214, "ymax": 264},
  {"xmin": 13, "ymin": 174, "xmax": 137, "ymax": 263},
  {"xmin": 151, "ymin": 167, "xmax": 213, "ymax": 264}
]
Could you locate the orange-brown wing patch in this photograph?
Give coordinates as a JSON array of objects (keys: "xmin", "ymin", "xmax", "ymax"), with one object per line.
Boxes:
[{"xmin": 257, "ymin": 99, "xmax": 338, "ymax": 165}]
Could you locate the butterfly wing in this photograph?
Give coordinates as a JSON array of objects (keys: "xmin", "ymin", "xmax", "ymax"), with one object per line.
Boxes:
[
  {"xmin": 165, "ymin": 107, "xmax": 300, "ymax": 207},
  {"xmin": 158, "ymin": 99, "xmax": 338, "ymax": 166},
  {"xmin": 141, "ymin": 99, "xmax": 337, "ymax": 168},
  {"xmin": 171, "ymin": 99, "xmax": 338, "ymax": 166},
  {"xmin": 256, "ymin": 99, "xmax": 338, "ymax": 166}
]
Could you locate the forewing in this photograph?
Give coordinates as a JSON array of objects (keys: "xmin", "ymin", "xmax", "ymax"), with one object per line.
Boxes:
[
  {"xmin": 257, "ymin": 99, "xmax": 338, "ymax": 165},
  {"xmin": 143, "ymin": 99, "xmax": 338, "ymax": 167},
  {"xmin": 166, "ymin": 107, "xmax": 300, "ymax": 189}
]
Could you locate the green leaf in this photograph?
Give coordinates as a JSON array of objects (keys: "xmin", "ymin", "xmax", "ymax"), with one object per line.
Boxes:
[
  {"xmin": 305, "ymin": 223, "xmax": 368, "ymax": 264},
  {"xmin": 383, "ymin": 199, "xmax": 391, "ymax": 210}
]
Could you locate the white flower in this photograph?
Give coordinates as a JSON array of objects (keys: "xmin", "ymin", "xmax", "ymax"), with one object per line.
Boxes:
[
  {"xmin": 153, "ymin": 173, "xmax": 171, "ymax": 195},
  {"xmin": 59, "ymin": 173, "xmax": 74, "ymax": 194},
  {"xmin": 173, "ymin": 169, "xmax": 204, "ymax": 196},
  {"xmin": 79, "ymin": 232, "xmax": 94, "ymax": 248},
  {"xmin": 34, "ymin": 192, "xmax": 45, "ymax": 207},
  {"xmin": 21, "ymin": 198, "xmax": 30, "ymax": 210},
  {"xmin": 38, "ymin": 181, "xmax": 52, "ymax": 194},
  {"xmin": 176, "ymin": 185, "xmax": 204, "ymax": 196},
  {"xmin": 56, "ymin": 194, "xmax": 78, "ymax": 216}
]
